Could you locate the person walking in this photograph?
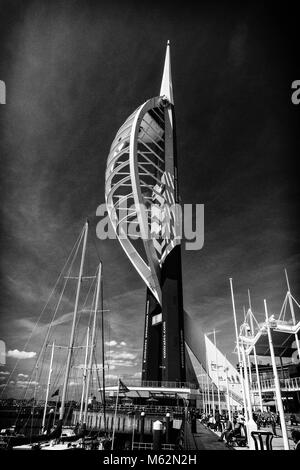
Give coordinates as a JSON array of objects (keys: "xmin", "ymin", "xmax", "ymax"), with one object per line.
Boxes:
[
  {"xmin": 218, "ymin": 418, "xmax": 233, "ymax": 443},
  {"xmin": 191, "ymin": 409, "xmax": 197, "ymax": 434},
  {"xmin": 215, "ymin": 409, "xmax": 222, "ymax": 433},
  {"xmin": 291, "ymin": 430, "xmax": 300, "ymax": 450},
  {"xmin": 270, "ymin": 412, "xmax": 277, "ymax": 437}
]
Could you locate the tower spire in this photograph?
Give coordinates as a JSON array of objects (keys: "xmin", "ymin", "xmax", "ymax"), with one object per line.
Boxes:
[{"xmin": 160, "ymin": 40, "xmax": 174, "ymax": 104}]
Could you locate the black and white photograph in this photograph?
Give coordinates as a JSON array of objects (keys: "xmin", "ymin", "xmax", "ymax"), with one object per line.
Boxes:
[{"xmin": 0, "ymin": 0, "xmax": 299, "ymax": 458}]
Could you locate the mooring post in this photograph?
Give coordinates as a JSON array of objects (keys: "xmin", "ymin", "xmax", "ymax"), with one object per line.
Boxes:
[
  {"xmin": 165, "ymin": 413, "xmax": 171, "ymax": 444},
  {"xmin": 140, "ymin": 411, "xmax": 145, "ymax": 442},
  {"xmin": 153, "ymin": 420, "xmax": 163, "ymax": 450}
]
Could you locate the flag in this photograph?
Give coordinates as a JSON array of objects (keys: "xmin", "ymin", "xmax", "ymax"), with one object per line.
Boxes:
[
  {"xmin": 51, "ymin": 389, "xmax": 59, "ymax": 397},
  {"xmin": 118, "ymin": 379, "xmax": 129, "ymax": 393}
]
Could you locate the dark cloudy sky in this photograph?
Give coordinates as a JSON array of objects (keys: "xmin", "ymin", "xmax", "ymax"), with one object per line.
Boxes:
[{"xmin": 0, "ymin": 0, "xmax": 299, "ymax": 398}]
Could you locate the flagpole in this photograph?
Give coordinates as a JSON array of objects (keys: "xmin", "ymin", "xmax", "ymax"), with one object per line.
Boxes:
[
  {"xmin": 213, "ymin": 329, "xmax": 221, "ymax": 412},
  {"xmin": 248, "ymin": 290, "xmax": 263, "ymax": 411},
  {"xmin": 240, "ymin": 340, "xmax": 253, "ymax": 421},
  {"xmin": 229, "ymin": 278, "xmax": 248, "ymax": 420},
  {"xmin": 224, "ymin": 358, "xmax": 232, "ymax": 422},
  {"xmin": 205, "ymin": 335, "xmax": 214, "ymax": 413},
  {"xmin": 111, "ymin": 378, "xmax": 120, "ymax": 450},
  {"xmin": 201, "ymin": 375, "xmax": 205, "ymax": 413},
  {"xmin": 206, "ymin": 371, "xmax": 210, "ymax": 413},
  {"xmin": 203, "ymin": 372, "xmax": 207, "ymax": 414},
  {"xmin": 211, "ymin": 380, "xmax": 214, "ymax": 414}
]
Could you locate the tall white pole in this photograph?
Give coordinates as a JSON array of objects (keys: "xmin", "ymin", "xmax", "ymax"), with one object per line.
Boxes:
[
  {"xmin": 213, "ymin": 329, "xmax": 221, "ymax": 412},
  {"xmin": 264, "ymin": 299, "xmax": 289, "ymax": 450},
  {"xmin": 247, "ymin": 354, "xmax": 252, "ymax": 384},
  {"xmin": 243, "ymin": 306, "xmax": 252, "ymax": 385},
  {"xmin": 84, "ymin": 262, "xmax": 102, "ymax": 424},
  {"xmin": 248, "ymin": 290, "xmax": 263, "ymax": 411},
  {"xmin": 205, "ymin": 340, "xmax": 212, "ymax": 414},
  {"xmin": 241, "ymin": 340, "xmax": 258, "ymax": 449},
  {"xmin": 202, "ymin": 376, "xmax": 205, "ymax": 413},
  {"xmin": 111, "ymin": 378, "xmax": 120, "ymax": 450},
  {"xmin": 211, "ymin": 380, "xmax": 215, "ymax": 414},
  {"xmin": 79, "ymin": 326, "xmax": 90, "ymax": 423},
  {"xmin": 225, "ymin": 365, "xmax": 232, "ymax": 422},
  {"xmin": 42, "ymin": 340, "xmax": 55, "ymax": 433},
  {"xmin": 285, "ymin": 269, "xmax": 300, "ymax": 361},
  {"xmin": 240, "ymin": 341, "xmax": 253, "ymax": 421},
  {"xmin": 206, "ymin": 373, "xmax": 209, "ymax": 414},
  {"xmin": 229, "ymin": 278, "xmax": 248, "ymax": 420},
  {"xmin": 60, "ymin": 221, "xmax": 89, "ymax": 420}
]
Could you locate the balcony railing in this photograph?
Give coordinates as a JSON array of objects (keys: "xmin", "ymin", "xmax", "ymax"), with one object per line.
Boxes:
[
  {"xmin": 74, "ymin": 404, "xmax": 185, "ymax": 414},
  {"xmin": 250, "ymin": 376, "xmax": 300, "ymax": 392},
  {"xmin": 132, "ymin": 442, "xmax": 176, "ymax": 450},
  {"xmin": 104, "ymin": 379, "xmax": 196, "ymax": 389}
]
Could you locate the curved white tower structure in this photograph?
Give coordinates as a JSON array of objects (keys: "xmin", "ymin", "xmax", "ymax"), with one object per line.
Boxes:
[{"xmin": 105, "ymin": 43, "xmax": 186, "ymax": 382}]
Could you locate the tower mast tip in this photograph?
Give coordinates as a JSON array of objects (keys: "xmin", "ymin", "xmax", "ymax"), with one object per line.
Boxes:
[{"xmin": 160, "ymin": 41, "xmax": 174, "ymax": 104}]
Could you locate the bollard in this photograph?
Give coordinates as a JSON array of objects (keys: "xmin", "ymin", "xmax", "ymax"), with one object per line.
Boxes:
[
  {"xmin": 166, "ymin": 413, "xmax": 171, "ymax": 444},
  {"xmin": 246, "ymin": 418, "xmax": 258, "ymax": 450},
  {"xmin": 152, "ymin": 420, "xmax": 163, "ymax": 450},
  {"xmin": 140, "ymin": 412, "xmax": 145, "ymax": 442}
]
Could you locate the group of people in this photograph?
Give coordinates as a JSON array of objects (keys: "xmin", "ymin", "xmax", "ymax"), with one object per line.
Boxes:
[
  {"xmin": 253, "ymin": 411, "xmax": 279, "ymax": 436},
  {"xmin": 199, "ymin": 409, "xmax": 247, "ymax": 446},
  {"xmin": 199, "ymin": 407, "xmax": 300, "ymax": 450}
]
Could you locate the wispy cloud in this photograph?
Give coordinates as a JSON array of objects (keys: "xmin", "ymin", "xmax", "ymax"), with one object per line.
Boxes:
[{"xmin": 7, "ymin": 350, "xmax": 36, "ymax": 360}]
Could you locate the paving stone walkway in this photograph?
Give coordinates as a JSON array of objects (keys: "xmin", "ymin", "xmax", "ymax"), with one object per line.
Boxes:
[{"xmin": 185, "ymin": 420, "xmax": 231, "ymax": 450}]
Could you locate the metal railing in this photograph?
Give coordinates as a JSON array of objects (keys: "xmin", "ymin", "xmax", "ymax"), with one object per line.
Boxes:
[
  {"xmin": 73, "ymin": 404, "xmax": 185, "ymax": 414},
  {"xmin": 132, "ymin": 442, "xmax": 175, "ymax": 450},
  {"xmin": 250, "ymin": 376, "xmax": 300, "ymax": 392},
  {"xmin": 104, "ymin": 379, "xmax": 196, "ymax": 389}
]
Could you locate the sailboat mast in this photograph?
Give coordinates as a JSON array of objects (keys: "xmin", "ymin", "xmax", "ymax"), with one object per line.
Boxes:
[
  {"xmin": 83, "ymin": 262, "xmax": 102, "ymax": 423},
  {"xmin": 79, "ymin": 326, "xmax": 90, "ymax": 423},
  {"xmin": 101, "ymin": 271, "xmax": 107, "ymax": 434},
  {"xmin": 59, "ymin": 221, "xmax": 89, "ymax": 420},
  {"xmin": 42, "ymin": 340, "xmax": 55, "ymax": 433}
]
